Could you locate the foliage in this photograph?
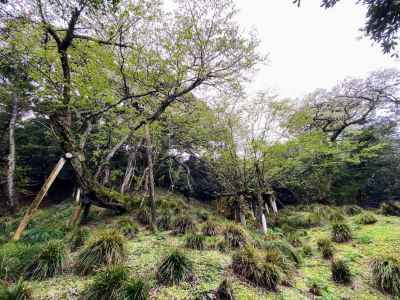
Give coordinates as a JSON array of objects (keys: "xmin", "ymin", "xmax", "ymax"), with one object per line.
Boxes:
[
  {"xmin": 76, "ymin": 229, "xmax": 126, "ymax": 275},
  {"xmin": 81, "ymin": 265, "xmax": 128, "ymax": 300},
  {"xmin": 328, "ymin": 211, "xmax": 345, "ymax": 223},
  {"xmin": 185, "ymin": 234, "xmax": 206, "ymax": 250},
  {"xmin": 116, "ymin": 218, "xmax": 138, "ymax": 239},
  {"xmin": 370, "ymin": 256, "xmax": 400, "ymax": 296},
  {"xmin": 231, "ymin": 246, "xmax": 280, "ymax": 290},
  {"xmin": 69, "ymin": 227, "xmax": 90, "ymax": 252},
  {"xmin": 381, "ymin": 202, "xmax": 400, "ymax": 216},
  {"xmin": 157, "ymin": 249, "xmax": 193, "ymax": 285},
  {"xmin": 301, "ymin": 245, "xmax": 313, "ymax": 257},
  {"xmin": 136, "ymin": 208, "xmax": 152, "ymax": 226},
  {"xmin": 173, "ymin": 216, "xmax": 196, "ymax": 235},
  {"xmin": 331, "ymin": 223, "xmax": 352, "ymax": 243},
  {"xmin": 21, "ymin": 227, "xmax": 65, "ymax": 244},
  {"xmin": 331, "ymin": 259, "xmax": 352, "ymax": 284},
  {"xmin": 261, "ymin": 239, "xmax": 301, "ymax": 265},
  {"xmin": 343, "ymin": 205, "xmax": 362, "ymax": 216},
  {"xmin": 202, "ymin": 222, "xmax": 219, "ymax": 236},
  {"xmin": 156, "ymin": 214, "xmax": 173, "ymax": 231},
  {"xmin": 0, "ymin": 280, "xmax": 32, "ymax": 300},
  {"xmin": 317, "ymin": 238, "xmax": 334, "ymax": 259},
  {"xmin": 223, "ymin": 224, "xmax": 247, "ymax": 248},
  {"xmin": 215, "ymin": 279, "xmax": 235, "ymax": 300},
  {"xmin": 123, "ymin": 278, "xmax": 149, "ymax": 300},
  {"xmin": 24, "ymin": 240, "xmax": 66, "ymax": 280},
  {"xmin": 355, "ymin": 213, "xmax": 377, "ymax": 225}
]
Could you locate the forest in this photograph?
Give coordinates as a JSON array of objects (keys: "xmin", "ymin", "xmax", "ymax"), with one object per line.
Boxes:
[{"xmin": 1, "ymin": 0, "xmax": 400, "ymax": 299}]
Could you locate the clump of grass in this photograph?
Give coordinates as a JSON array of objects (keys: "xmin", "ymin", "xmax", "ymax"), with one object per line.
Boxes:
[
  {"xmin": 355, "ymin": 213, "xmax": 377, "ymax": 225},
  {"xmin": 69, "ymin": 227, "xmax": 90, "ymax": 252},
  {"xmin": 116, "ymin": 218, "xmax": 138, "ymax": 239},
  {"xmin": 76, "ymin": 229, "xmax": 126, "ymax": 275},
  {"xmin": 196, "ymin": 211, "xmax": 209, "ymax": 222},
  {"xmin": 343, "ymin": 205, "xmax": 362, "ymax": 216},
  {"xmin": 370, "ymin": 256, "xmax": 400, "ymax": 296},
  {"xmin": 185, "ymin": 234, "xmax": 206, "ymax": 250},
  {"xmin": 286, "ymin": 213, "xmax": 320, "ymax": 229},
  {"xmin": 157, "ymin": 249, "xmax": 193, "ymax": 285},
  {"xmin": 156, "ymin": 214, "xmax": 173, "ymax": 231},
  {"xmin": 328, "ymin": 211, "xmax": 345, "ymax": 223},
  {"xmin": 215, "ymin": 279, "xmax": 235, "ymax": 300},
  {"xmin": 264, "ymin": 247, "xmax": 293, "ymax": 277},
  {"xmin": 223, "ymin": 224, "xmax": 247, "ymax": 248},
  {"xmin": 25, "ymin": 240, "xmax": 66, "ymax": 280},
  {"xmin": 262, "ymin": 240, "xmax": 301, "ymax": 265},
  {"xmin": 0, "ymin": 242, "xmax": 39, "ymax": 281},
  {"xmin": 317, "ymin": 238, "xmax": 334, "ymax": 259},
  {"xmin": 301, "ymin": 245, "xmax": 313, "ymax": 257},
  {"xmin": 217, "ymin": 240, "xmax": 229, "ymax": 253},
  {"xmin": 331, "ymin": 259, "xmax": 352, "ymax": 284},
  {"xmin": 231, "ymin": 246, "xmax": 280, "ymax": 290},
  {"xmin": 381, "ymin": 202, "xmax": 400, "ymax": 216},
  {"xmin": 287, "ymin": 232, "xmax": 302, "ymax": 248},
  {"xmin": 173, "ymin": 215, "xmax": 196, "ymax": 235},
  {"xmin": 331, "ymin": 223, "xmax": 352, "ymax": 243},
  {"xmin": 202, "ymin": 222, "xmax": 219, "ymax": 236},
  {"xmin": 137, "ymin": 208, "xmax": 152, "ymax": 226},
  {"xmin": 81, "ymin": 265, "xmax": 128, "ymax": 300},
  {"xmin": 0, "ymin": 280, "xmax": 32, "ymax": 300},
  {"xmin": 123, "ymin": 278, "xmax": 149, "ymax": 300}
]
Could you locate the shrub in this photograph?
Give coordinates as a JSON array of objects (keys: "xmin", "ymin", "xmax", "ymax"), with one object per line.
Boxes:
[
  {"xmin": 25, "ymin": 240, "xmax": 66, "ymax": 280},
  {"xmin": 264, "ymin": 247, "xmax": 293, "ymax": 276},
  {"xmin": 202, "ymin": 222, "xmax": 219, "ymax": 236},
  {"xmin": 22, "ymin": 227, "xmax": 65, "ymax": 244},
  {"xmin": 215, "ymin": 279, "xmax": 235, "ymax": 300},
  {"xmin": 76, "ymin": 229, "xmax": 126, "ymax": 275},
  {"xmin": 81, "ymin": 265, "xmax": 128, "ymax": 300},
  {"xmin": 69, "ymin": 227, "xmax": 90, "ymax": 252},
  {"xmin": 173, "ymin": 216, "xmax": 196, "ymax": 235},
  {"xmin": 156, "ymin": 214, "xmax": 173, "ymax": 231},
  {"xmin": 117, "ymin": 218, "xmax": 138, "ymax": 239},
  {"xmin": 355, "ymin": 213, "xmax": 377, "ymax": 225},
  {"xmin": 331, "ymin": 223, "xmax": 352, "ymax": 243},
  {"xmin": 157, "ymin": 250, "xmax": 193, "ymax": 285},
  {"xmin": 301, "ymin": 245, "xmax": 313, "ymax": 257},
  {"xmin": 317, "ymin": 238, "xmax": 334, "ymax": 259},
  {"xmin": 343, "ymin": 205, "xmax": 362, "ymax": 216},
  {"xmin": 231, "ymin": 246, "xmax": 280, "ymax": 290},
  {"xmin": 137, "ymin": 208, "xmax": 152, "ymax": 226},
  {"xmin": 381, "ymin": 202, "xmax": 400, "ymax": 216},
  {"xmin": 0, "ymin": 280, "xmax": 32, "ymax": 300},
  {"xmin": 123, "ymin": 278, "xmax": 149, "ymax": 300},
  {"xmin": 262, "ymin": 240, "xmax": 300, "ymax": 265},
  {"xmin": 223, "ymin": 224, "xmax": 247, "ymax": 248},
  {"xmin": 370, "ymin": 256, "xmax": 400, "ymax": 296},
  {"xmin": 185, "ymin": 234, "xmax": 206, "ymax": 250},
  {"xmin": 331, "ymin": 259, "xmax": 352, "ymax": 284}
]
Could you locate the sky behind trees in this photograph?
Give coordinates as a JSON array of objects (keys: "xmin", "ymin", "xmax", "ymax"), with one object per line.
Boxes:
[{"xmin": 235, "ymin": 0, "xmax": 400, "ymax": 98}]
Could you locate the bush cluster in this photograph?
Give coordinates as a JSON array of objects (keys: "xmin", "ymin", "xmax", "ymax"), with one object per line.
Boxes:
[
  {"xmin": 331, "ymin": 223, "xmax": 352, "ymax": 243},
  {"xmin": 370, "ymin": 256, "xmax": 400, "ymax": 296}
]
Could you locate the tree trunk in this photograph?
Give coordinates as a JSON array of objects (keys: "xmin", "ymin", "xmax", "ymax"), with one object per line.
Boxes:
[
  {"xmin": 261, "ymin": 212, "xmax": 267, "ymax": 234},
  {"xmin": 145, "ymin": 124, "xmax": 157, "ymax": 231},
  {"xmin": 239, "ymin": 194, "xmax": 246, "ymax": 226},
  {"xmin": 270, "ymin": 194, "xmax": 278, "ymax": 214},
  {"xmin": 13, "ymin": 156, "xmax": 67, "ymax": 240},
  {"xmin": 256, "ymin": 191, "xmax": 264, "ymax": 232},
  {"xmin": 120, "ymin": 147, "xmax": 137, "ymax": 194},
  {"xmin": 6, "ymin": 96, "xmax": 18, "ymax": 213}
]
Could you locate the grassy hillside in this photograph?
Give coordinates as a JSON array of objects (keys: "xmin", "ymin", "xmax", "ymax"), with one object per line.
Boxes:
[{"xmin": 1, "ymin": 191, "xmax": 400, "ymax": 300}]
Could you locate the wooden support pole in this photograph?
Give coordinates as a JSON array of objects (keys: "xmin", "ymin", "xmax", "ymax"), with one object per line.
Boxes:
[{"xmin": 13, "ymin": 155, "xmax": 68, "ymax": 240}]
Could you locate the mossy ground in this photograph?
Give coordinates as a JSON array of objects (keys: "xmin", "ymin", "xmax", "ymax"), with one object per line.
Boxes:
[{"xmin": 1, "ymin": 193, "xmax": 399, "ymax": 300}]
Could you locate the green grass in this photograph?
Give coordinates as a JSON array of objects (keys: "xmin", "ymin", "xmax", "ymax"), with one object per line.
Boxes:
[{"xmin": 2, "ymin": 193, "xmax": 400, "ymax": 300}]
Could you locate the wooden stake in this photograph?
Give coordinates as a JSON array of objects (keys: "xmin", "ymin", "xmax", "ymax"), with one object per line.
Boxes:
[{"xmin": 13, "ymin": 156, "xmax": 67, "ymax": 240}]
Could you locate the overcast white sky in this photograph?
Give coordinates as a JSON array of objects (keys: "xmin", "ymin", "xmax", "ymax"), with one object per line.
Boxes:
[{"xmin": 234, "ymin": 0, "xmax": 400, "ymax": 98}]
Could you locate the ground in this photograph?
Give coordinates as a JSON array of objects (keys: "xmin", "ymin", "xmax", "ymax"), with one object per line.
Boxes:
[{"xmin": 1, "ymin": 191, "xmax": 399, "ymax": 300}]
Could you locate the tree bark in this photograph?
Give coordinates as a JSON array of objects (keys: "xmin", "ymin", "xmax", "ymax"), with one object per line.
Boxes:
[
  {"xmin": 145, "ymin": 124, "xmax": 157, "ymax": 231},
  {"xmin": 6, "ymin": 96, "xmax": 18, "ymax": 213},
  {"xmin": 120, "ymin": 145, "xmax": 138, "ymax": 194},
  {"xmin": 238, "ymin": 194, "xmax": 246, "ymax": 226}
]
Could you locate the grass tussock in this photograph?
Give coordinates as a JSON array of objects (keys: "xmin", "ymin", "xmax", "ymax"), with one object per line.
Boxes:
[
  {"xmin": 231, "ymin": 246, "xmax": 280, "ymax": 290},
  {"xmin": 262, "ymin": 240, "xmax": 301, "ymax": 265},
  {"xmin": 355, "ymin": 213, "xmax": 377, "ymax": 225},
  {"xmin": 116, "ymin": 218, "xmax": 139, "ymax": 239},
  {"xmin": 173, "ymin": 216, "xmax": 196, "ymax": 235},
  {"xmin": 185, "ymin": 234, "xmax": 206, "ymax": 250},
  {"xmin": 25, "ymin": 240, "xmax": 66, "ymax": 280},
  {"xmin": 136, "ymin": 208, "xmax": 152, "ymax": 226},
  {"xmin": 331, "ymin": 259, "xmax": 352, "ymax": 284},
  {"xmin": 156, "ymin": 214, "xmax": 173, "ymax": 231},
  {"xmin": 370, "ymin": 256, "xmax": 400, "ymax": 296},
  {"xmin": 331, "ymin": 223, "xmax": 352, "ymax": 243},
  {"xmin": 301, "ymin": 245, "xmax": 313, "ymax": 257},
  {"xmin": 328, "ymin": 211, "xmax": 346, "ymax": 223},
  {"xmin": 69, "ymin": 227, "xmax": 90, "ymax": 252},
  {"xmin": 76, "ymin": 229, "xmax": 126, "ymax": 275},
  {"xmin": 380, "ymin": 202, "xmax": 400, "ymax": 216},
  {"xmin": 202, "ymin": 221, "xmax": 219, "ymax": 236},
  {"xmin": 123, "ymin": 278, "xmax": 150, "ymax": 300},
  {"xmin": 317, "ymin": 238, "xmax": 334, "ymax": 259},
  {"xmin": 223, "ymin": 224, "xmax": 247, "ymax": 248},
  {"xmin": 343, "ymin": 205, "xmax": 362, "ymax": 216},
  {"xmin": 157, "ymin": 249, "xmax": 193, "ymax": 285},
  {"xmin": 0, "ymin": 280, "xmax": 32, "ymax": 300},
  {"xmin": 22, "ymin": 227, "xmax": 65, "ymax": 244},
  {"xmin": 215, "ymin": 279, "xmax": 235, "ymax": 300}
]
